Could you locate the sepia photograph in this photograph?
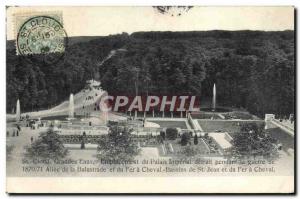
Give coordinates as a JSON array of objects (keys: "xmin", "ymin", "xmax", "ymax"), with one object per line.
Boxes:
[{"xmin": 5, "ymin": 6, "xmax": 295, "ymax": 194}]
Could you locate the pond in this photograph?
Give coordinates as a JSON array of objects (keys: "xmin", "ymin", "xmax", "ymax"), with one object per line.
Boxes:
[
  {"xmin": 149, "ymin": 120, "xmax": 188, "ymax": 129},
  {"xmin": 200, "ymin": 107, "xmax": 232, "ymax": 112},
  {"xmin": 41, "ymin": 115, "xmax": 84, "ymax": 121}
]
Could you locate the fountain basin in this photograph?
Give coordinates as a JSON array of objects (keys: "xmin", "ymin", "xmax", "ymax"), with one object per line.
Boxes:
[
  {"xmin": 41, "ymin": 115, "xmax": 84, "ymax": 121},
  {"xmin": 200, "ymin": 107, "xmax": 232, "ymax": 112}
]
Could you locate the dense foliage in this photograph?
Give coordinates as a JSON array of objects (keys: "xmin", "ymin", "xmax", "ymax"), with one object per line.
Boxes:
[
  {"xmin": 180, "ymin": 145, "xmax": 198, "ymax": 157},
  {"xmin": 166, "ymin": 128, "xmax": 178, "ymax": 140},
  {"xmin": 180, "ymin": 132, "xmax": 191, "ymax": 146},
  {"xmin": 25, "ymin": 128, "xmax": 69, "ymax": 160},
  {"xmin": 7, "ymin": 31, "xmax": 294, "ymax": 117},
  {"xmin": 97, "ymin": 125, "xmax": 140, "ymax": 161},
  {"xmin": 7, "ymin": 34, "xmax": 129, "ymax": 113},
  {"xmin": 231, "ymin": 123, "xmax": 279, "ymax": 160},
  {"xmin": 194, "ymin": 134, "xmax": 198, "ymax": 145}
]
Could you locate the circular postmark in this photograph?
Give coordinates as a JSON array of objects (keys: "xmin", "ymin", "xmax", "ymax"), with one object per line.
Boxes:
[{"xmin": 16, "ymin": 15, "xmax": 68, "ymax": 64}]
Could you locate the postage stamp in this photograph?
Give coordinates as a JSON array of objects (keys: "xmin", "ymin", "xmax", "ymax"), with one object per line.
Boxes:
[{"xmin": 15, "ymin": 12, "xmax": 67, "ymax": 56}]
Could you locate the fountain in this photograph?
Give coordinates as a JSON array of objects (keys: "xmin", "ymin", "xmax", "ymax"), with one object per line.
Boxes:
[
  {"xmin": 100, "ymin": 101, "xmax": 109, "ymax": 125},
  {"xmin": 134, "ymin": 110, "xmax": 137, "ymax": 119},
  {"xmin": 68, "ymin": 94, "xmax": 75, "ymax": 120},
  {"xmin": 199, "ymin": 83, "xmax": 231, "ymax": 112},
  {"xmin": 16, "ymin": 99, "xmax": 20, "ymax": 123},
  {"xmin": 212, "ymin": 83, "xmax": 216, "ymax": 111}
]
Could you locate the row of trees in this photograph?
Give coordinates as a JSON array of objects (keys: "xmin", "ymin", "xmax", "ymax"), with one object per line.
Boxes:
[
  {"xmin": 100, "ymin": 31, "xmax": 294, "ymax": 117},
  {"xmin": 25, "ymin": 122, "xmax": 279, "ymax": 161},
  {"xmin": 6, "ymin": 33, "xmax": 129, "ymax": 113},
  {"xmin": 25, "ymin": 126, "xmax": 140, "ymax": 162},
  {"xmin": 7, "ymin": 31, "xmax": 294, "ymax": 117}
]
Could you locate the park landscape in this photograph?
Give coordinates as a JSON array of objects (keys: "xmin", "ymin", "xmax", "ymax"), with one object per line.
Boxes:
[{"xmin": 6, "ymin": 30, "xmax": 294, "ymax": 177}]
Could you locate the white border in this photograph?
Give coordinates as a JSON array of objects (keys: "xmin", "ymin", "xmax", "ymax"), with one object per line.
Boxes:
[{"xmin": 1, "ymin": 0, "xmax": 299, "ymax": 198}]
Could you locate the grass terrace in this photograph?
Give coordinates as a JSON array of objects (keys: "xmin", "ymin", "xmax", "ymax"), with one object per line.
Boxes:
[
  {"xmin": 197, "ymin": 120, "xmax": 265, "ymax": 133},
  {"xmin": 149, "ymin": 120, "xmax": 188, "ymax": 129},
  {"xmin": 266, "ymin": 127, "xmax": 294, "ymax": 151},
  {"xmin": 191, "ymin": 112, "xmax": 223, "ymax": 119},
  {"xmin": 157, "ymin": 138, "xmax": 211, "ymax": 157},
  {"xmin": 222, "ymin": 111, "xmax": 257, "ymax": 120}
]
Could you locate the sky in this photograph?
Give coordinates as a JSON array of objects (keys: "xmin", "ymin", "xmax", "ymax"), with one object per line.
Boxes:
[{"xmin": 6, "ymin": 6, "xmax": 294, "ymax": 40}]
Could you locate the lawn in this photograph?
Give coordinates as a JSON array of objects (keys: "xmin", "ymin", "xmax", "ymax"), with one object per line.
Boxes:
[
  {"xmin": 191, "ymin": 112, "xmax": 222, "ymax": 119},
  {"xmin": 222, "ymin": 111, "xmax": 255, "ymax": 120},
  {"xmin": 150, "ymin": 120, "xmax": 188, "ymax": 129},
  {"xmin": 197, "ymin": 120, "xmax": 265, "ymax": 133},
  {"xmin": 266, "ymin": 127, "xmax": 294, "ymax": 151},
  {"xmin": 159, "ymin": 138, "xmax": 210, "ymax": 157}
]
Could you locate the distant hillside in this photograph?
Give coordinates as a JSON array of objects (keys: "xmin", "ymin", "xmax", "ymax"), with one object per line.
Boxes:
[
  {"xmin": 6, "ymin": 36, "xmax": 105, "ymax": 50},
  {"xmin": 6, "ymin": 31, "xmax": 294, "ymax": 117},
  {"xmin": 131, "ymin": 30, "xmax": 294, "ymax": 40}
]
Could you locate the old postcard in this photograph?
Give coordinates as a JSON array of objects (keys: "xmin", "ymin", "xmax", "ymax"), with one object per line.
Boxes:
[{"xmin": 6, "ymin": 6, "xmax": 295, "ymax": 193}]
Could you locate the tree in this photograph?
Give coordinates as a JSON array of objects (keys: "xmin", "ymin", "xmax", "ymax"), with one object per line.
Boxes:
[
  {"xmin": 156, "ymin": 135, "xmax": 164, "ymax": 144},
  {"xmin": 81, "ymin": 138, "xmax": 85, "ymax": 149},
  {"xmin": 231, "ymin": 123, "xmax": 279, "ymax": 160},
  {"xmin": 25, "ymin": 128, "xmax": 68, "ymax": 160},
  {"xmin": 194, "ymin": 134, "xmax": 198, "ymax": 145},
  {"xmin": 97, "ymin": 125, "xmax": 140, "ymax": 161},
  {"xmin": 181, "ymin": 132, "xmax": 191, "ymax": 146},
  {"xmin": 166, "ymin": 128, "xmax": 178, "ymax": 140},
  {"xmin": 160, "ymin": 131, "xmax": 166, "ymax": 140}
]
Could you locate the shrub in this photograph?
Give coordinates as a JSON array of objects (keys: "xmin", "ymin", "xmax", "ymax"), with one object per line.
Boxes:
[
  {"xmin": 6, "ymin": 145, "xmax": 15, "ymax": 161},
  {"xmin": 160, "ymin": 131, "xmax": 166, "ymax": 140},
  {"xmin": 166, "ymin": 128, "xmax": 178, "ymax": 140},
  {"xmin": 232, "ymin": 123, "xmax": 279, "ymax": 160},
  {"xmin": 156, "ymin": 135, "xmax": 164, "ymax": 144},
  {"xmin": 97, "ymin": 125, "xmax": 140, "ymax": 162},
  {"xmin": 180, "ymin": 146, "xmax": 198, "ymax": 157},
  {"xmin": 25, "ymin": 128, "xmax": 68, "ymax": 160},
  {"xmin": 181, "ymin": 132, "xmax": 191, "ymax": 146},
  {"xmin": 194, "ymin": 134, "xmax": 199, "ymax": 145}
]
